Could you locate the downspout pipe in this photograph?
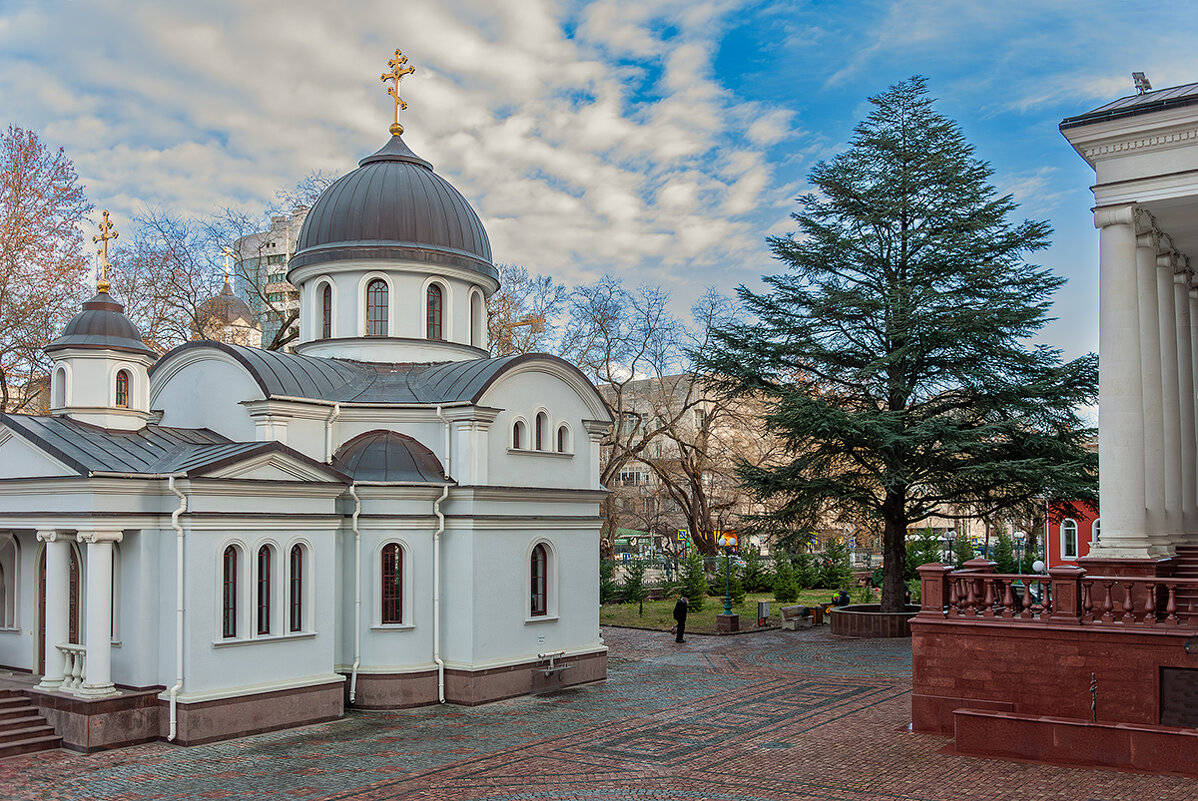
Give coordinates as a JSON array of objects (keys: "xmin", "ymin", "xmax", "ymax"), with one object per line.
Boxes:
[
  {"xmin": 348, "ymin": 482, "xmax": 362, "ymax": 703},
  {"xmin": 434, "ymin": 405, "xmax": 452, "ymax": 703},
  {"xmin": 324, "ymin": 402, "xmax": 341, "ymax": 464},
  {"xmin": 166, "ymin": 475, "xmax": 188, "ymax": 742}
]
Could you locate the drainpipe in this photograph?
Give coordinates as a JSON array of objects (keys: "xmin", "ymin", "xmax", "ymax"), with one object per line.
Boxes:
[
  {"xmin": 434, "ymin": 405, "xmax": 452, "ymax": 703},
  {"xmin": 324, "ymin": 403, "xmax": 341, "ymax": 463},
  {"xmin": 167, "ymin": 475, "xmax": 187, "ymax": 742},
  {"xmin": 348, "ymin": 482, "xmax": 362, "ymax": 703}
]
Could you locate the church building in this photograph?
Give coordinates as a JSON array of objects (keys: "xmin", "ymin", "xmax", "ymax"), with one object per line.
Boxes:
[{"xmin": 0, "ymin": 52, "xmax": 611, "ymax": 752}]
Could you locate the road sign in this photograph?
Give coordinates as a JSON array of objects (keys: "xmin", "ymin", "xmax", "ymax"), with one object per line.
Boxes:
[{"xmin": 621, "ymin": 552, "xmax": 631, "ymax": 562}]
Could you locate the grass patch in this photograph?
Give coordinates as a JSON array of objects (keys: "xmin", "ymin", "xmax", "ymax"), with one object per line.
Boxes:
[{"xmin": 600, "ymin": 590, "xmax": 854, "ymax": 634}]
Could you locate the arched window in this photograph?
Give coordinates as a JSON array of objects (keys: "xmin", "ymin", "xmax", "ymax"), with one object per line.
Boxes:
[
  {"xmin": 1062, "ymin": 519, "xmax": 1078, "ymax": 560},
  {"xmin": 289, "ymin": 544, "xmax": 303, "ymax": 632},
  {"xmin": 535, "ymin": 412, "xmax": 547, "ymax": 450},
  {"xmin": 513, "ymin": 420, "xmax": 526, "ymax": 450},
  {"xmin": 321, "ymin": 284, "xmax": 332, "ymax": 339},
  {"xmin": 427, "ymin": 284, "xmax": 443, "ymax": 340},
  {"xmin": 470, "ymin": 291, "xmax": 483, "ymax": 347},
  {"xmin": 53, "ymin": 367, "xmax": 66, "ymax": 408},
  {"xmin": 114, "ymin": 370, "xmax": 130, "ymax": 408},
  {"xmin": 222, "ymin": 546, "xmax": 238, "ymax": 638},
  {"xmin": 257, "ymin": 546, "xmax": 272, "ymax": 635},
  {"xmin": 381, "ymin": 543, "xmax": 403, "ymax": 623},
  {"xmin": 366, "ymin": 279, "xmax": 388, "ymax": 337},
  {"xmin": 531, "ymin": 544, "xmax": 548, "ymax": 617},
  {"xmin": 1092, "ymin": 518, "xmax": 1101, "ymax": 544},
  {"xmin": 557, "ymin": 425, "xmax": 569, "ymax": 453}
]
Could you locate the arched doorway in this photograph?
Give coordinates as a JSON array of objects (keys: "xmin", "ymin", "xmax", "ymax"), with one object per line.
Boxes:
[{"xmin": 36, "ymin": 545, "xmax": 80, "ymax": 675}]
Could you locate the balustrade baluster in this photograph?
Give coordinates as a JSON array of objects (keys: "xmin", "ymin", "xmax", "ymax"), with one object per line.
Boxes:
[
  {"xmin": 1082, "ymin": 581, "xmax": 1094, "ymax": 622},
  {"xmin": 1020, "ymin": 579, "xmax": 1035, "ymax": 619},
  {"xmin": 1143, "ymin": 582, "xmax": 1157, "ymax": 625},
  {"xmin": 1166, "ymin": 584, "xmax": 1179, "ymax": 625},
  {"xmin": 1121, "ymin": 582, "xmax": 1136, "ymax": 624},
  {"xmin": 1001, "ymin": 580, "xmax": 1015, "ymax": 618},
  {"xmin": 948, "ymin": 578, "xmax": 960, "ymax": 617},
  {"xmin": 965, "ymin": 578, "xmax": 978, "ymax": 617},
  {"xmin": 982, "ymin": 578, "xmax": 997, "ymax": 617},
  {"xmin": 1101, "ymin": 581, "xmax": 1115, "ymax": 623}
]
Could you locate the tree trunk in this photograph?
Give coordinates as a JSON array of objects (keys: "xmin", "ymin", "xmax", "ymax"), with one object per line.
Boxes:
[{"xmin": 881, "ymin": 490, "xmax": 908, "ymax": 612}]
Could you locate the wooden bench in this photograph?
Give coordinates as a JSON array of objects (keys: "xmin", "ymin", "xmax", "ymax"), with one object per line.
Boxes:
[{"xmin": 780, "ymin": 605, "xmax": 813, "ymax": 630}]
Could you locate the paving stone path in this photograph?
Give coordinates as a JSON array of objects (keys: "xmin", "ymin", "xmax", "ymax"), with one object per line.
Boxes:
[{"xmin": 1, "ymin": 627, "xmax": 1194, "ymax": 800}]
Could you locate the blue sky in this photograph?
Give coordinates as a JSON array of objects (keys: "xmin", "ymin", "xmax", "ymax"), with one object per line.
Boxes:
[{"xmin": 2, "ymin": 0, "xmax": 1197, "ymax": 361}]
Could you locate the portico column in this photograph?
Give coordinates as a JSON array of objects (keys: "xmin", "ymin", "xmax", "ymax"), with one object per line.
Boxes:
[
  {"xmin": 1137, "ymin": 228, "xmax": 1168, "ymax": 554},
  {"xmin": 1157, "ymin": 249, "xmax": 1183, "ymax": 549},
  {"xmin": 77, "ymin": 529, "xmax": 122, "ymax": 697},
  {"xmin": 1174, "ymin": 268, "xmax": 1197, "ymax": 537},
  {"xmin": 35, "ymin": 530, "xmax": 70, "ymax": 689},
  {"xmin": 1092, "ymin": 205, "xmax": 1150, "ymax": 558}
]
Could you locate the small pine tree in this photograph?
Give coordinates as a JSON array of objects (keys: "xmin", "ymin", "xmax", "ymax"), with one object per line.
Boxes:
[
  {"xmin": 991, "ymin": 531, "xmax": 1019, "ymax": 574},
  {"xmin": 599, "ymin": 558, "xmax": 619, "ymax": 604},
  {"xmin": 622, "ymin": 557, "xmax": 649, "ymax": 615},
  {"xmin": 680, "ymin": 549, "xmax": 707, "ymax": 612},
  {"xmin": 819, "ymin": 539, "xmax": 854, "ymax": 590},
  {"xmin": 741, "ymin": 547, "xmax": 770, "ymax": 592},
  {"xmin": 772, "ymin": 553, "xmax": 800, "ymax": 602},
  {"xmin": 952, "ymin": 534, "xmax": 976, "ymax": 566},
  {"xmin": 905, "ymin": 529, "xmax": 944, "ymax": 580}
]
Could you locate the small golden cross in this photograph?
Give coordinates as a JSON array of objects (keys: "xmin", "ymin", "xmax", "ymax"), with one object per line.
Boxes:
[
  {"xmin": 380, "ymin": 48, "xmax": 415, "ymax": 135},
  {"xmin": 93, "ymin": 210, "xmax": 119, "ymax": 293}
]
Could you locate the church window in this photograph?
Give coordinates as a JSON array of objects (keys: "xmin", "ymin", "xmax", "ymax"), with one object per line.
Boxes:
[
  {"xmin": 470, "ymin": 291, "xmax": 483, "ymax": 347},
  {"xmin": 557, "ymin": 425, "xmax": 569, "ymax": 453},
  {"xmin": 367, "ymin": 279, "xmax": 389, "ymax": 336},
  {"xmin": 321, "ymin": 284, "xmax": 332, "ymax": 339},
  {"xmin": 53, "ymin": 366, "xmax": 67, "ymax": 408},
  {"xmin": 289, "ymin": 545, "xmax": 304, "ymax": 632},
  {"xmin": 427, "ymin": 284, "xmax": 443, "ymax": 340},
  {"xmin": 535, "ymin": 412, "xmax": 547, "ymax": 450},
  {"xmin": 1092, "ymin": 518, "xmax": 1101, "ymax": 544},
  {"xmin": 513, "ymin": 420, "xmax": 526, "ymax": 449},
  {"xmin": 1062, "ymin": 519, "xmax": 1078, "ymax": 560},
  {"xmin": 222, "ymin": 546, "xmax": 238, "ymax": 638},
  {"xmin": 530, "ymin": 544, "xmax": 548, "ymax": 617},
  {"xmin": 257, "ymin": 546, "xmax": 272, "ymax": 635},
  {"xmin": 115, "ymin": 370, "xmax": 130, "ymax": 408},
  {"xmin": 381, "ymin": 543, "xmax": 403, "ymax": 624},
  {"xmin": 0, "ymin": 536, "xmax": 15, "ymax": 629}
]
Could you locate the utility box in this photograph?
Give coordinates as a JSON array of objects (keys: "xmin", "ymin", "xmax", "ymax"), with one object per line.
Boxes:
[{"xmin": 757, "ymin": 601, "xmax": 770, "ymax": 624}]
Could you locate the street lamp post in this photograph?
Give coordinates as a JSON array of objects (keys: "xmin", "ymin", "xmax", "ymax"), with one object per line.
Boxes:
[
  {"xmin": 1014, "ymin": 530, "xmax": 1027, "ymax": 573},
  {"xmin": 717, "ymin": 534, "xmax": 737, "ymax": 614},
  {"xmin": 944, "ymin": 531, "xmax": 956, "ymax": 565}
]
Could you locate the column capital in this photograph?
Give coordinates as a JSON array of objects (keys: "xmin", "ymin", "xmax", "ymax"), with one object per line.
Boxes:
[
  {"xmin": 35, "ymin": 530, "xmax": 70, "ymax": 543},
  {"xmin": 77, "ymin": 529, "xmax": 123, "ymax": 545},
  {"xmin": 1094, "ymin": 204, "xmax": 1137, "ymax": 230}
]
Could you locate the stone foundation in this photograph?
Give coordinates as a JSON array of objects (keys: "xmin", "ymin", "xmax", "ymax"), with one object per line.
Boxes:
[
  {"xmin": 159, "ymin": 677, "xmax": 345, "ymax": 746},
  {"xmin": 28, "ymin": 686, "xmax": 162, "ymax": 753},
  {"xmin": 344, "ymin": 669, "xmax": 440, "ymax": 709},
  {"xmin": 445, "ymin": 648, "xmax": 607, "ymax": 705}
]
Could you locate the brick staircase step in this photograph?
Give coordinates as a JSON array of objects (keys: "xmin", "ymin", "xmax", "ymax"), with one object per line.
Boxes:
[
  {"xmin": 0, "ymin": 734, "xmax": 62, "ymax": 759},
  {"xmin": 0, "ymin": 715, "xmax": 46, "ymax": 730},
  {"xmin": 0, "ymin": 724, "xmax": 55, "ymax": 746},
  {"xmin": 0, "ymin": 705, "xmax": 37, "ymax": 721}
]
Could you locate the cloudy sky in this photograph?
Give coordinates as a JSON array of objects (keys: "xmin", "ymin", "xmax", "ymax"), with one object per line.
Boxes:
[{"xmin": 2, "ymin": 0, "xmax": 1197, "ymax": 360}]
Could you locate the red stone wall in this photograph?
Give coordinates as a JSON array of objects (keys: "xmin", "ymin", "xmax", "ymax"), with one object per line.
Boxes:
[{"xmin": 911, "ymin": 617, "xmax": 1198, "ymax": 735}]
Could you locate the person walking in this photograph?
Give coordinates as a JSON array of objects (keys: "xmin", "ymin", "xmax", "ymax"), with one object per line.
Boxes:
[{"xmin": 673, "ymin": 595, "xmax": 689, "ymax": 643}]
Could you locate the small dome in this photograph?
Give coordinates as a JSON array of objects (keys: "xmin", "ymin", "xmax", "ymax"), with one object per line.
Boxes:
[
  {"xmin": 288, "ymin": 134, "xmax": 495, "ymax": 280},
  {"xmin": 45, "ymin": 292, "xmax": 155, "ymax": 356},
  {"xmin": 332, "ymin": 429, "xmax": 449, "ymax": 483},
  {"xmin": 201, "ymin": 280, "xmax": 257, "ymax": 326}
]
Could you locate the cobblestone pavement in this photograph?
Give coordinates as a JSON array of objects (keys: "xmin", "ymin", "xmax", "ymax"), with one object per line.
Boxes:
[{"xmin": 3, "ymin": 627, "xmax": 1196, "ymax": 800}]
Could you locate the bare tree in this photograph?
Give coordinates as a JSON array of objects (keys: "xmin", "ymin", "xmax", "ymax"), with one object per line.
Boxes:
[
  {"xmin": 0, "ymin": 126, "xmax": 92, "ymax": 411},
  {"xmin": 487, "ymin": 263, "xmax": 565, "ymax": 356}
]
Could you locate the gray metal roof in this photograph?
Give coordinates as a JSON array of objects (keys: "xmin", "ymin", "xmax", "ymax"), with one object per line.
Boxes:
[
  {"xmin": 332, "ymin": 430, "xmax": 450, "ymax": 483},
  {"xmin": 287, "ymin": 134, "xmax": 496, "ymax": 280},
  {"xmin": 0, "ymin": 413, "xmax": 343, "ymax": 480},
  {"xmin": 44, "ymin": 292, "xmax": 156, "ymax": 357},
  {"xmin": 151, "ymin": 343, "xmax": 601, "ymax": 409},
  {"xmin": 1061, "ymin": 82, "xmax": 1198, "ymax": 129}
]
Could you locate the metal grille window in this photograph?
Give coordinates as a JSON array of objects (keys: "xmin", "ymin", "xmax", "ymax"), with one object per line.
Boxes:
[
  {"xmin": 321, "ymin": 284, "xmax": 332, "ymax": 339},
  {"xmin": 114, "ymin": 370, "xmax": 130, "ymax": 408},
  {"xmin": 381, "ymin": 543, "xmax": 403, "ymax": 624},
  {"xmin": 367, "ymin": 279, "xmax": 388, "ymax": 336},
  {"xmin": 257, "ymin": 546, "xmax": 271, "ymax": 635},
  {"xmin": 222, "ymin": 546, "xmax": 237, "ymax": 638},
  {"xmin": 426, "ymin": 284, "xmax": 443, "ymax": 340},
  {"xmin": 530, "ymin": 544, "xmax": 548, "ymax": 617},
  {"xmin": 289, "ymin": 544, "xmax": 303, "ymax": 632}
]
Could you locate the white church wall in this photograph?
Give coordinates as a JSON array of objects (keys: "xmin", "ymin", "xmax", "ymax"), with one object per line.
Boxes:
[
  {"xmin": 152, "ymin": 356, "xmax": 261, "ymax": 442},
  {"xmin": 111, "ymin": 529, "xmax": 160, "ymax": 689},
  {"xmin": 0, "ymin": 531, "xmax": 34, "ymax": 671},
  {"xmin": 0, "ymin": 436, "xmax": 74, "ymax": 479}
]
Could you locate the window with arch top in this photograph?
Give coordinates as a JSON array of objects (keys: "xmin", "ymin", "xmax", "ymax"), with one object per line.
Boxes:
[
  {"xmin": 1062, "ymin": 519, "xmax": 1078, "ymax": 559},
  {"xmin": 289, "ymin": 544, "xmax": 304, "ymax": 632},
  {"xmin": 513, "ymin": 419, "xmax": 526, "ymax": 450},
  {"xmin": 535, "ymin": 412, "xmax": 548, "ymax": 450},
  {"xmin": 257, "ymin": 545, "xmax": 272, "ymax": 635},
  {"xmin": 557, "ymin": 425, "xmax": 569, "ymax": 453},
  {"xmin": 381, "ymin": 543, "xmax": 403, "ymax": 624},
  {"xmin": 470, "ymin": 291, "xmax": 483, "ymax": 347},
  {"xmin": 530, "ymin": 543, "xmax": 548, "ymax": 617},
  {"xmin": 222, "ymin": 546, "xmax": 238, "ymax": 638},
  {"xmin": 321, "ymin": 284, "xmax": 332, "ymax": 339},
  {"xmin": 427, "ymin": 283, "xmax": 443, "ymax": 340},
  {"xmin": 114, "ymin": 369, "xmax": 130, "ymax": 408},
  {"xmin": 366, "ymin": 279, "xmax": 388, "ymax": 337}
]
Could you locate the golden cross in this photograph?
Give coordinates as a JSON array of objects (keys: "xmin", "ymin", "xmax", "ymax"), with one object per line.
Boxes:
[
  {"xmin": 380, "ymin": 48, "xmax": 415, "ymax": 135},
  {"xmin": 93, "ymin": 210, "xmax": 119, "ymax": 293},
  {"xmin": 222, "ymin": 247, "xmax": 234, "ymax": 283}
]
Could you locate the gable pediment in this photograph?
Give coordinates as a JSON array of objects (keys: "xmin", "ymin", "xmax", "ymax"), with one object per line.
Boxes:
[
  {"xmin": 194, "ymin": 449, "xmax": 345, "ymax": 483},
  {"xmin": 0, "ymin": 427, "xmax": 78, "ymax": 479}
]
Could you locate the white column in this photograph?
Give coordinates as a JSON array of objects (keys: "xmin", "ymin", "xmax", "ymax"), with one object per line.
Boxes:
[
  {"xmin": 1093, "ymin": 206, "xmax": 1150, "ymax": 558},
  {"xmin": 1137, "ymin": 230, "xmax": 1168, "ymax": 554},
  {"xmin": 1174, "ymin": 268, "xmax": 1197, "ymax": 537},
  {"xmin": 1158, "ymin": 251, "xmax": 1183, "ymax": 549},
  {"xmin": 78, "ymin": 529, "xmax": 122, "ymax": 697},
  {"xmin": 35, "ymin": 530, "xmax": 70, "ymax": 690}
]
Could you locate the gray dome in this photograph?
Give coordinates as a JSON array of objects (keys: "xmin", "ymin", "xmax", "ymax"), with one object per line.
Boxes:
[
  {"xmin": 288, "ymin": 134, "xmax": 495, "ymax": 280},
  {"xmin": 200, "ymin": 280, "xmax": 257, "ymax": 326},
  {"xmin": 332, "ymin": 429, "xmax": 449, "ymax": 483},
  {"xmin": 45, "ymin": 292, "xmax": 156, "ymax": 356}
]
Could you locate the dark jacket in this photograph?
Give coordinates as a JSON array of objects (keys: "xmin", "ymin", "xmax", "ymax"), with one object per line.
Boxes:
[{"xmin": 673, "ymin": 599, "xmax": 688, "ymax": 623}]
